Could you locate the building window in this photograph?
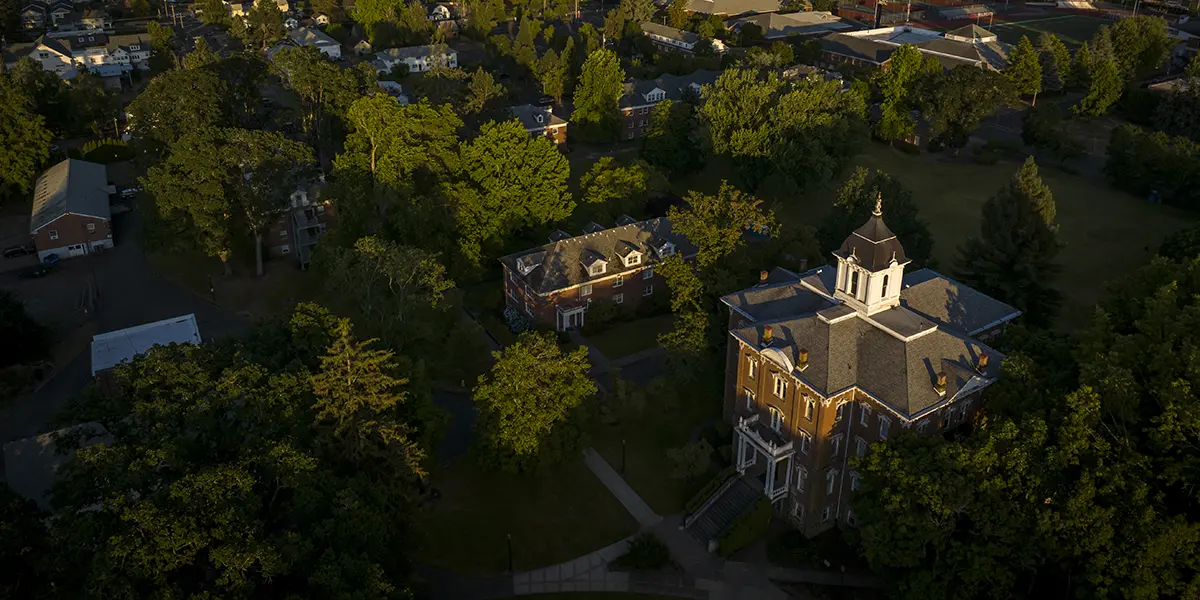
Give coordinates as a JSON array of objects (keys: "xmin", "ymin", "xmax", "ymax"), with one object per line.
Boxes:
[
  {"xmin": 643, "ymin": 267, "xmax": 654, "ymax": 279},
  {"xmin": 821, "ymin": 506, "xmax": 832, "ymax": 523},
  {"xmin": 624, "ymin": 254, "xmax": 641, "ymax": 267},
  {"xmin": 773, "ymin": 375, "xmax": 786, "ymax": 398},
  {"xmin": 800, "ymin": 432, "xmax": 811, "ymax": 454},
  {"xmin": 525, "ymin": 299, "xmax": 532, "ymax": 315},
  {"xmin": 747, "ymin": 357, "xmax": 757, "ymax": 379},
  {"xmin": 836, "ymin": 402, "xmax": 847, "ymax": 421},
  {"xmin": 879, "ymin": 416, "xmax": 891, "ymax": 440},
  {"xmin": 831, "ymin": 434, "xmax": 843, "ymax": 457},
  {"xmin": 613, "ymin": 293, "xmax": 624, "ymax": 304},
  {"xmin": 643, "ymin": 284, "xmax": 653, "ymax": 296},
  {"xmin": 826, "ymin": 469, "xmax": 837, "ymax": 495},
  {"xmin": 49, "ymin": 229, "xmax": 58, "ymax": 240},
  {"xmin": 86, "ymin": 223, "xmax": 96, "ymax": 233},
  {"xmin": 882, "ymin": 274, "xmax": 889, "ymax": 297},
  {"xmin": 581, "ymin": 284, "xmax": 593, "ymax": 296},
  {"xmin": 743, "ymin": 387, "xmax": 755, "ymax": 411},
  {"xmin": 851, "ymin": 471, "xmax": 861, "ymax": 491},
  {"xmin": 792, "ymin": 501, "xmax": 804, "ymax": 521},
  {"xmin": 855, "ymin": 436, "xmax": 867, "ymax": 457},
  {"xmin": 280, "ymin": 229, "xmax": 288, "ymax": 239},
  {"xmin": 281, "ymin": 244, "xmax": 290, "ymax": 254},
  {"xmin": 846, "ymin": 510, "xmax": 857, "ymax": 527},
  {"xmin": 589, "ymin": 263, "xmax": 605, "ymax": 276},
  {"xmin": 860, "ymin": 404, "xmax": 870, "ymax": 426},
  {"xmin": 940, "ymin": 409, "xmax": 950, "ymax": 428},
  {"xmin": 917, "ymin": 420, "xmax": 929, "ymax": 434},
  {"xmin": 796, "ymin": 467, "xmax": 807, "ymax": 493},
  {"xmin": 614, "ymin": 274, "xmax": 623, "ymax": 288},
  {"xmin": 769, "ymin": 406, "xmax": 784, "ymax": 433},
  {"xmin": 850, "ymin": 270, "xmax": 859, "ymax": 296},
  {"xmin": 804, "ymin": 396, "xmax": 815, "ymax": 420}
]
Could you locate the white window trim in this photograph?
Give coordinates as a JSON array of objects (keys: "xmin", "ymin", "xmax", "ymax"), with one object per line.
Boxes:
[
  {"xmin": 581, "ymin": 284, "xmax": 593, "ymax": 297},
  {"xmin": 879, "ymin": 415, "xmax": 891, "ymax": 440},
  {"xmin": 49, "ymin": 229, "xmax": 58, "ymax": 240},
  {"xmin": 613, "ymin": 293, "xmax": 624, "ymax": 304},
  {"xmin": 614, "ymin": 273, "xmax": 623, "ymax": 288},
  {"xmin": 769, "ymin": 406, "xmax": 784, "ymax": 433},
  {"xmin": 773, "ymin": 375, "xmax": 787, "ymax": 398},
  {"xmin": 86, "ymin": 223, "xmax": 96, "ymax": 233},
  {"xmin": 831, "ymin": 434, "xmax": 843, "ymax": 457},
  {"xmin": 796, "ymin": 466, "xmax": 807, "ymax": 492},
  {"xmin": 643, "ymin": 284, "xmax": 653, "ymax": 296},
  {"xmin": 850, "ymin": 471, "xmax": 860, "ymax": 491},
  {"xmin": 743, "ymin": 387, "xmax": 755, "ymax": 411},
  {"xmin": 804, "ymin": 396, "xmax": 814, "ymax": 420},
  {"xmin": 643, "ymin": 267, "xmax": 654, "ymax": 279},
  {"xmin": 859, "ymin": 403, "xmax": 870, "ymax": 426},
  {"xmin": 826, "ymin": 469, "xmax": 838, "ymax": 495},
  {"xmin": 821, "ymin": 506, "xmax": 832, "ymax": 522},
  {"xmin": 855, "ymin": 436, "xmax": 867, "ymax": 457},
  {"xmin": 624, "ymin": 253, "xmax": 641, "ymax": 267},
  {"xmin": 747, "ymin": 357, "xmax": 758, "ymax": 379},
  {"xmin": 800, "ymin": 432, "xmax": 811, "ymax": 455}
]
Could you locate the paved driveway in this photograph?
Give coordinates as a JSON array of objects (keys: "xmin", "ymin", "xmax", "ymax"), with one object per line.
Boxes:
[{"xmin": 0, "ymin": 207, "xmax": 249, "ymax": 444}]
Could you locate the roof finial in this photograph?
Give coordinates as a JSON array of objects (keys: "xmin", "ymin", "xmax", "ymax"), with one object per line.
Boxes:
[{"xmin": 873, "ymin": 191, "xmax": 883, "ymax": 217}]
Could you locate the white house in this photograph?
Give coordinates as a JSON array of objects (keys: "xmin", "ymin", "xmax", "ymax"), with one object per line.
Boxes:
[
  {"xmin": 640, "ymin": 22, "xmax": 726, "ymax": 54},
  {"xmin": 314, "ymin": 12, "xmax": 331, "ymax": 25},
  {"xmin": 289, "ymin": 27, "xmax": 341, "ymax": 59},
  {"xmin": 373, "ymin": 45, "xmax": 457, "ymax": 74},
  {"xmin": 5, "ymin": 36, "xmax": 77, "ymax": 78},
  {"xmin": 62, "ymin": 32, "xmax": 152, "ymax": 76},
  {"xmin": 91, "ymin": 314, "xmax": 202, "ymax": 376}
]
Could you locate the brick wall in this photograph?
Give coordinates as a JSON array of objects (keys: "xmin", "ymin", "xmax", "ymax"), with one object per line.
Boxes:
[
  {"xmin": 504, "ymin": 263, "xmax": 666, "ymax": 330},
  {"xmin": 33, "ymin": 214, "xmax": 112, "ymax": 254}
]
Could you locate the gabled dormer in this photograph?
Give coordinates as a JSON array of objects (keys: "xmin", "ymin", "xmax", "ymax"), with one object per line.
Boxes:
[
  {"xmin": 516, "ymin": 251, "xmax": 545, "ymax": 276},
  {"xmin": 652, "ymin": 236, "xmax": 676, "ymax": 258},
  {"xmin": 643, "ymin": 87, "xmax": 666, "ymax": 103},
  {"xmin": 615, "ymin": 241, "xmax": 643, "ymax": 267},
  {"xmin": 581, "ymin": 250, "xmax": 607, "ymax": 276}
]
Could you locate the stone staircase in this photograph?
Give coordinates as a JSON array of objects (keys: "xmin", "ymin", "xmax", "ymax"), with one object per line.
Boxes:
[{"xmin": 685, "ymin": 475, "xmax": 762, "ymax": 546}]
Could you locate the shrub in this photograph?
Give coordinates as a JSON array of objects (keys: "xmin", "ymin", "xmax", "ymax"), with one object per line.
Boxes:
[
  {"xmin": 717, "ymin": 497, "xmax": 772, "ymax": 557},
  {"xmin": 82, "ymin": 138, "xmax": 134, "ymax": 163},
  {"xmin": 502, "ymin": 306, "xmax": 531, "ymax": 333},
  {"xmin": 581, "ymin": 301, "xmax": 622, "ymax": 334},
  {"xmin": 684, "ymin": 465, "xmax": 736, "ymax": 515},
  {"xmin": 666, "ymin": 438, "xmax": 713, "ymax": 481},
  {"xmin": 610, "ymin": 532, "xmax": 675, "ymax": 571}
]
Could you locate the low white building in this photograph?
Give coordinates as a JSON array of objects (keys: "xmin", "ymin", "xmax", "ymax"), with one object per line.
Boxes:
[
  {"xmin": 640, "ymin": 22, "xmax": 726, "ymax": 54},
  {"xmin": 374, "ymin": 44, "xmax": 457, "ymax": 74},
  {"xmin": 91, "ymin": 314, "xmax": 202, "ymax": 376},
  {"xmin": 289, "ymin": 26, "xmax": 341, "ymax": 59}
]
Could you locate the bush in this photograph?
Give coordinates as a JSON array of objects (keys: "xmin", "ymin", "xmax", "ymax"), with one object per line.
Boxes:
[
  {"xmin": 1106, "ymin": 123, "xmax": 1200, "ymax": 210},
  {"xmin": 717, "ymin": 497, "xmax": 772, "ymax": 557},
  {"xmin": 502, "ymin": 306, "xmax": 531, "ymax": 333},
  {"xmin": 610, "ymin": 532, "xmax": 675, "ymax": 571},
  {"xmin": 82, "ymin": 138, "xmax": 134, "ymax": 163},
  {"xmin": 684, "ymin": 465, "xmax": 736, "ymax": 515},
  {"xmin": 666, "ymin": 438, "xmax": 713, "ymax": 481},
  {"xmin": 581, "ymin": 301, "xmax": 622, "ymax": 334}
]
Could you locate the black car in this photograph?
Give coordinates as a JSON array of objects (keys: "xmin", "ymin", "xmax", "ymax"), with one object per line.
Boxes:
[
  {"xmin": 3, "ymin": 245, "xmax": 35, "ymax": 259},
  {"xmin": 536, "ymin": 95, "xmax": 555, "ymax": 107},
  {"xmin": 19, "ymin": 263, "xmax": 54, "ymax": 279}
]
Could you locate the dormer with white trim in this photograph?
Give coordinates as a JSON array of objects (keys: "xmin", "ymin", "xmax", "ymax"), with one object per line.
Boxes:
[
  {"xmin": 581, "ymin": 250, "xmax": 607, "ymax": 276},
  {"xmin": 644, "ymin": 87, "xmax": 666, "ymax": 103}
]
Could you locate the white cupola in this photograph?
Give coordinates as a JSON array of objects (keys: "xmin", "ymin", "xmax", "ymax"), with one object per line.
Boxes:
[{"xmin": 832, "ymin": 193, "xmax": 910, "ymax": 315}]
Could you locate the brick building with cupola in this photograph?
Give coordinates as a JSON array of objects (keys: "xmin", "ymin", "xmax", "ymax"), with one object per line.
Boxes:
[{"xmin": 683, "ymin": 196, "xmax": 1022, "ymax": 544}]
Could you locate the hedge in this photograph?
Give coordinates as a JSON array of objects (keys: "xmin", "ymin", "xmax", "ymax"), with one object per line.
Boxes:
[
  {"xmin": 717, "ymin": 496, "xmax": 772, "ymax": 557},
  {"xmin": 82, "ymin": 138, "xmax": 134, "ymax": 164},
  {"xmin": 684, "ymin": 465, "xmax": 736, "ymax": 516},
  {"xmin": 610, "ymin": 532, "xmax": 675, "ymax": 571}
]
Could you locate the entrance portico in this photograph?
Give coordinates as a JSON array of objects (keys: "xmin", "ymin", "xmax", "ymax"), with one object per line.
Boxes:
[
  {"xmin": 734, "ymin": 413, "xmax": 794, "ymax": 502},
  {"xmin": 557, "ymin": 303, "xmax": 586, "ymax": 331}
]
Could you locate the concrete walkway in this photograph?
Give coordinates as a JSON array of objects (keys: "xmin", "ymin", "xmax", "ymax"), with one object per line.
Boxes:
[{"xmin": 582, "ymin": 447, "xmax": 661, "ymax": 528}]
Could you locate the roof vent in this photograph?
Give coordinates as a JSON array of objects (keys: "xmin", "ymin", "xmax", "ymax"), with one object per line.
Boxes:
[{"xmin": 934, "ymin": 371, "xmax": 947, "ymax": 396}]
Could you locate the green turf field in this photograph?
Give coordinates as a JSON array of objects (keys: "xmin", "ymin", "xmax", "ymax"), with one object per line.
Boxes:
[{"xmin": 990, "ymin": 13, "xmax": 1110, "ymax": 47}]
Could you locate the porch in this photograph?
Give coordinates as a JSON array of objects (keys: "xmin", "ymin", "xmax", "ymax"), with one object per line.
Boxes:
[
  {"xmin": 734, "ymin": 414, "xmax": 794, "ymax": 503},
  {"xmin": 556, "ymin": 301, "xmax": 587, "ymax": 332}
]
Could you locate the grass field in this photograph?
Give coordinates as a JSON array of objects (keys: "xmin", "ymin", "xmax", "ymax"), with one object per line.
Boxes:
[
  {"xmin": 991, "ymin": 14, "xmax": 1109, "ymax": 48},
  {"xmin": 674, "ymin": 144, "xmax": 1195, "ymax": 332},
  {"xmin": 417, "ymin": 457, "xmax": 639, "ymax": 574},
  {"xmin": 586, "ymin": 314, "xmax": 676, "ymax": 359}
]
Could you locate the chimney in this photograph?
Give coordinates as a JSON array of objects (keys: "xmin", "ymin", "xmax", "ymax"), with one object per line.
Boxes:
[
  {"xmin": 934, "ymin": 371, "xmax": 947, "ymax": 396},
  {"xmin": 759, "ymin": 269, "xmax": 769, "ymax": 284},
  {"xmin": 798, "ymin": 348, "xmax": 808, "ymax": 366},
  {"xmin": 976, "ymin": 353, "xmax": 988, "ymax": 372},
  {"xmin": 762, "ymin": 325, "xmax": 773, "ymax": 347}
]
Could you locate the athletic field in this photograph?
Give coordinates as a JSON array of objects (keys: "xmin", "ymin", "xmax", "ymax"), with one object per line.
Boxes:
[{"xmin": 989, "ymin": 13, "xmax": 1111, "ymax": 47}]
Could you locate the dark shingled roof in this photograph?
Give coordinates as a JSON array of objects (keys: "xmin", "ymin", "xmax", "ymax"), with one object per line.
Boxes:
[
  {"xmin": 819, "ymin": 33, "xmax": 895, "ymax": 65},
  {"xmin": 900, "ymin": 268, "xmax": 1021, "ymax": 335},
  {"xmin": 834, "ymin": 212, "xmax": 908, "ymax": 271},
  {"xmin": 500, "ymin": 218, "xmax": 696, "ymax": 295}
]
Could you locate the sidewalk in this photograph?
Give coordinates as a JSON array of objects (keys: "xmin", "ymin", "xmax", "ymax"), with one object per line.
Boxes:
[{"xmin": 582, "ymin": 447, "xmax": 660, "ymax": 528}]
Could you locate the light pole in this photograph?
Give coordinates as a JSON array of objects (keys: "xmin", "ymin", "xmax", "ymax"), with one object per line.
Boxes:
[
  {"xmin": 506, "ymin": 533, "xmax": 514, "ymax": 573},
  {"xmin": 621, "ymin": 438, "xmax": 626, "ymax": 475}
]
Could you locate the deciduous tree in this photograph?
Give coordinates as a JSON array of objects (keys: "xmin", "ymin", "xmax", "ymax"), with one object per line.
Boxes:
[
  {"xmin": 572, "ymin": 49, "xmax": 625, "ymax": 141},
  {"xmin": 463, "ymin": 67, "xmax": 505, "ymax": 114},
  {"xmin": 580, "ymin": 157, "xmax": 665, "ymax": 220},
  {"xmin": 1072, "ymin": 54, "xmax": 1122, "ymax": 117},
  {"xmin": 921, "ymin": 65, "xmax": 1013, "ymax": 149},
  {"xmin": 875, "ymin": 44, "xmax": 942, "ymax": 141},
  {"xmin": 955, "ymin": 157, "xmax": 1061, "ymax": 326},
  {"xmin": 668, "ymin": 181, "xmax": 777, "ymax": 268},
  {"xmin": 817, "ymin": 167, "xmax": 934, "ymax": 266},
  {"xmin": 640, "ymin": 99, "xmax": 705, "ymax": 177},
  {"xmin": 127, "ymin": 68, "xmax": 226, "ymax": 146},
  {"xmin": 0, "ymin": 79, "xmax": 51, "ymax": 196},
  {"xmin": 473, "ymin": 331, "xmax": 595, "ymax": 472}
]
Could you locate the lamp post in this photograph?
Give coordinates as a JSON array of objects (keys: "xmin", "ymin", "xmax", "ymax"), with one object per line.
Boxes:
[
  {"xmin": 621, "ymin": 438, "xmax": 626, "ymax": 475},
  {"xmin": 506, "ymin": 533, "xmax": 514, "ymax": 573}
]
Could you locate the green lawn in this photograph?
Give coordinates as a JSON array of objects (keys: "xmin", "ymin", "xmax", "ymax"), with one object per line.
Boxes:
[
  {"xmin": 459, "ymin": 281, "xmax": 517, "ymax": 347},
  {"xmin": 586, "ymin": 314, "xmax": 676, "ymax": 360},
  {"xmin": 991, "ymin": 14, "xmax": 1109, "ymax": 48},
  {"xmin": 590, "ymin": 376, "xmax": 723, "ymax": 515},
  {"xmin": 417, "ymin": 457, "xmax": 639, "ymax": 574}
]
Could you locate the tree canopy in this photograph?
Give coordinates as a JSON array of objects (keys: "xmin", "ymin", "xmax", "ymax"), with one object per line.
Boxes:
[
  {"xmin": 818, "ymin": 167, "xmax": 934, "ymax": 267},
  {"xmin": 668, "ymin": 181, "xmax": 777, "ymax": 268},
  {"xmin": 875, "ymin": 44, "xmax": 941, "ymax": 142},
  {"xmin": 572, "ymin": 49, "xmax": 626, "ymax": 141},
  {"xmin": 921, "ymin": 66, "xmax": 1013, "ymax": 149}
]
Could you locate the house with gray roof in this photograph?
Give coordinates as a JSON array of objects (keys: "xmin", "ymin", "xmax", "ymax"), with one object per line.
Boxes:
[
  {"xmin": 500, "ymin": 218, "xmax": 697, "ymax": 331},
  {"xmin": 30, "ymin": 159, "xmax": 115, "ymax": 261},
  {"xmin": 374, "ymin": 44, "xmax": 457, "ymax": 74},
  {"xmin": 686, "ymin": 0, "xmax": 780, "ymax": 16},
  {"xmin": 289, "ymin": 27, "xmax": 342, "ymax": 59},
  {"xmin": 818, "ymin": 24, "xmax": 1010, "ymax": 72},
  {"xmin": 641, "ymin": 22, "xmax": 727, "ymax": 54},
  {"xmin": 3, "ymin": 422, "xmax": 112, "ymax": 511},
  {"xmin": 683, "ymin": 197, "xmax": 1019, "ymax": 542},
  {"xmin": 727, "ymin": 11, "xmax": 853, "ymax": 39},
  {"xmin": 510, "ymin": 104, "xmax": 568, "ymax": 145},
  {"xmin": 619, "ymin": 70, "xmax": 720, "ymax": 139}
]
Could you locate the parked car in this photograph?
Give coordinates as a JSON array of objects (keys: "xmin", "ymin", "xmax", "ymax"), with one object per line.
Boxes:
[
  {"xmin": 119, "ymin": 185, "xmax": 140, "ymax": 199},
  {"xmin": 2, "ymin": 245, "xmax": 35, "ymax": 259},
  {"xmin": 19, "ymin": 263, "xmax": 54, "ymax": 279},
  {"xmin": 537, "ymin": 95, "xmax": 555, "ymax": 107},
  {"xmin": 42, "ymin": 253, "xmax": 60, "ymax": 266}
]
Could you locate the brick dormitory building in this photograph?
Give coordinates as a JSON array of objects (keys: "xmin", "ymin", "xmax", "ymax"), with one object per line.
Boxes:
[
  {"xmin": 684, "ymin": 198, "xmax": 1021, "ymax": 544},
  {"xmin": 500, "ymin": 217, "xmax": 696, "ymax": 332}
]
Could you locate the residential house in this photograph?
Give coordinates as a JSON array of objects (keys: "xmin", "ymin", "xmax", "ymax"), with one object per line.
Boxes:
[
  {"xmin": 284, "ymin": 16, "xmax": 299, "ymax": 29},
  {"xmin": 91, "ymin": 314, "xmax": 202, "ymax": 377},
  {"xmin": 314, "ymin": 12, "xmax": 331, "ymax": 25},
  {"xmin": 3, "ymin": 423, "xmax": 113, "ymax": 511},
  {"xmin": 727, "ymin": 11, "xmax": 852, "ymax": 39},
  {"xmin": 289, "ymin": 27, "xmax": 342, "ymax": 59},
  {"xmin": 428, "ymin": 3, "xmax": 451, "ymax": 20},
  {"xmin": 377, "ymin": 80, "xmax": 410, "ymax": 104},
  {"xmin": 619, "ymin": 70, "xmax": 719, "ymax": 140},
  {"xmin": 511, "ymin": 104, "xmax": 568, "ymax": 145},
  {"xmin": 4, "ymin": 36, "xmax": 77, "ymax": 78},
  {"xmin": 30, "ymin": 159, "xmax": 115, "ymax": 262},
  {"xmin": 686, "ymin": 0, "xmax": 780, "ymax": 16},
  {"xmin": 22, "ymin": 1, "xmax": 74, "ymax": 30},
  {"xmin": 265, "ymin": 184, "xmax": 336, "ymax": 268},
  {"xmin": 640, "ymin": 22, "xmax": 727, "ymax": 54},
  {"xmin": 691, "ymin": 200, "xmax": 1019, "ymax": 541},
  {"xmin": 373, "ymin": 44, "xmax": 457, "ymax": 73},
  {"xmin": 354, "ymin": 38, "xmax": 373, "ymax": 55},
  {"xmin": 500, "ymin": 218, "xmax": 696, "ymax": 331},
  {"xmin": 819, "ymin": 24, "xmax": 1010, "ymax": 72}
]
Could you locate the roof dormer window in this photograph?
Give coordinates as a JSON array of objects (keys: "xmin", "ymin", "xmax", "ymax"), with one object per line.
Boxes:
[
  {"xmin": 623, "ymin": 252, "xmax": 641, "ymax": 267},
  {"xmin": 589, "ymin": 262, "xmax": 606, "ymax": 276},
  {"xmin": 654, "ymin": 241, "xmax": 675, "ymax": 257}
]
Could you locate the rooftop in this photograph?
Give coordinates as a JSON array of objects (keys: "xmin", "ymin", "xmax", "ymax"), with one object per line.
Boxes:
[
  {"xmin": 90, "ymin": 314, "xmax": 202, "ymax": 375},
  {"xmin": 687, "ymin": 0, "xmax": 780, "ymax": 15},
  {"xmin": 728, "ymin": 11, "xmax": 853, "ymax": 38},
  {"xmin": 289, "ymin": 26, "xmax": 339, "ymax": 47},
  {"xmin": 510, "ymin": 104, "xmax": 567, "ymax": 130},
  {"xmin": 620, "ymin": 69, "xmax": 720, "ymax": 108},
  {"xmin": 641, "ymin": 22, "xmax": 699, "ymax": 44},
  {"xmin": 30, "ymin": 159, "xmax": 112, "ymax": 234},
  {"xmin": 376, "ymin": 44, "xmax": 456, "ymax": 60},
  {"xmin": 3, "ymin": 422, "xmax": 112, "ymax": 511}
]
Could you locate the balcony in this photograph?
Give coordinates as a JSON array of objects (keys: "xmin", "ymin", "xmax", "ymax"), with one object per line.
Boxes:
[{"xmin": 736, "ymin": 413, "xmax": 793, "ymax": 458}]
